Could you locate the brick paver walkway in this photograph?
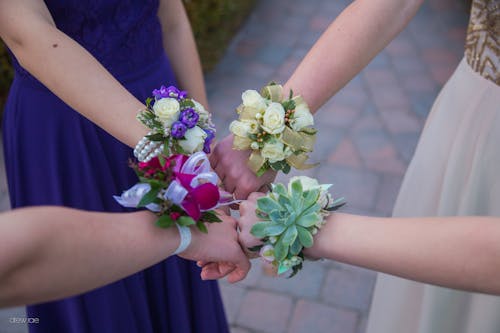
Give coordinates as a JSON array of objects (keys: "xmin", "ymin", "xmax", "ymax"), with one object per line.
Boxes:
[{"xmin": 0, "ymin": 0, "xmax": 468, "ymax": 332}]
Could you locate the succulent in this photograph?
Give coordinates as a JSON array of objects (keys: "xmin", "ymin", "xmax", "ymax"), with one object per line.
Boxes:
[{"xmin": 250, "ymin": 178, "xmax": 345, "ymax": 277}]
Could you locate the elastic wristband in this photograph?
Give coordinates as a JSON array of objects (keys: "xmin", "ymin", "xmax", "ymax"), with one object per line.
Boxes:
[{"xmin": 173, "ymin": 224, "xmax": 191, "ymax": 255}]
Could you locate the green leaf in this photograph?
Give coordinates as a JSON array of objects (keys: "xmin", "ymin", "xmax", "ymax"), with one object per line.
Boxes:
[
  {"xmin": 296, "ymin": 212, "xmax": 320, "ymax": 228},
  {"xmin": 180, "ymin": 99, "xmax": 195, "ymax": 109},
  {"xmin": 284, "ymin": 211, "xmax": 297, "ymax": 226},
  {"xmin": 250, "ymin": 222, "xmax": 270, "ymax": 238},
  {"xmin": 155, "ymin": 215, "xmax": 175, "ymax": 228},
  {"xmin": 302, "ymin": 189, "xmax": 320, "ymax": 207},
  {"xmin": 297, "ymin": 225, "xmax": 314, "ymax": 247},
  {"xmin": 289, "ymin": 261, "xmax": 303, "ymax": 278},
  {"xmin": 282, "ymin": 163, "xmax": 291, "ymax": 174},
  {"xmin": 163, "ymin": 139, "xmax": 171, "ymax": 156},
  {"xmin": 271, "ymin": 183, "xmax": 287, "ymax": 196},
  {"xmin": 264, "ymin": 223, "xmax": 287, "ymax": 236},
  {"xmin": 201, "ymin": 211, "xmax": 222, "ymax": 223},
  {"xmin": 274, "ymin": 238, "xmax": 288, "ymax": 262},
  {"xmin": 145, "ymin": 97, "xmax": 153, "ymax": 108},
  {"xmin": 277, "ymin": 194, "xmax": 292, "ymax": 208},
  {"xmin": 248, "ymin": 244, "xmax": 263, "ymax": 253},
  {"xmin": 269, "ymin": 210, "xmax": 286, "ymax": 224},
  {"xmin": 256, "ymin": 197, "xmax": 282, "ymax": 213},
  {"xmin": 146, "ymin": 133, "xmax": 165, "ymax": 142},
  {"xmin": 282, "ymin": 225, "xmax": 298, "ymax": 245},
  {"xmin": 158, "ymin": 155, "xmax": 166, "ymax": 168},
  {"xmin": 196, "ymin": 221, "xmax": 208, "ymax": 233},
  {"xmin": 301, "ymin": 203, "xmax": 321, "ymax": 217},
  {"xmin": 278, "ymin": 262, "xmax": 290, "ymax": 275},
  {"xmin": 177, "ymin": 216, "xmax": 196, "ymax": 227},
  {"xmin": 256, "ymin": 165, "xmax": 268, "ymax": 177},
  {"xmin": 326, "ymin": 201, "xmax": 346, "ymax": 211},
  {"xmin": 290, "ymin": 179, "xmax": 303, "ymax": 202},
  {"xmin": 139, "ymin": 178, "xmax": 165, "ymax": 189},
  {"xmin": 137, "ymin": 187, "xmax": 160, "ymax": 207},
  {"xmin": 290, "ymin": 238, "xmax": 302, "ymax": 255}
]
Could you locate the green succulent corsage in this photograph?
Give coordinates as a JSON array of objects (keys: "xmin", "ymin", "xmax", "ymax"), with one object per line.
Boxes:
[{"xmin": 250, "ymin": 176, "xmax": 345, "ymax": 277}]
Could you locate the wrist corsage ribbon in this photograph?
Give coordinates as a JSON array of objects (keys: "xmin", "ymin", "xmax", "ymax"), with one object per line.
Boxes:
[
  {"xmin": 249, "ymin": 176, "xmax": 345, "ymax": 277},
  {"xmin": 230, "ymin": 83, "xmax": 318, "ymax": 176}
]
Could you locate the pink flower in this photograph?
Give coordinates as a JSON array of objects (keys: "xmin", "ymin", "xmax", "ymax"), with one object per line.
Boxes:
[{"xmin": 170, "ymin": 212, "xmax": 181, "ymax": 220}]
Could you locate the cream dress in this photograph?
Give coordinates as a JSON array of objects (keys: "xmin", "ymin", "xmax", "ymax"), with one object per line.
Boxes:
[{"xmin": 366, "ymin": 1, "xmax": 500, "ymax": 332}]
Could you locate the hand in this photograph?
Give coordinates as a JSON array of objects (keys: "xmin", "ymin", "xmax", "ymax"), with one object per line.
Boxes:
[
  {"xmin": 210, "ymin": 135, "xmax": 277, "ymax": 200},
  {"xmin": 237, "ymin": 192, "xmax": 266, "ymax": 258},
  {"xmin": 179, "ymin": 210, "xmax": 251, "ymax": 283}
]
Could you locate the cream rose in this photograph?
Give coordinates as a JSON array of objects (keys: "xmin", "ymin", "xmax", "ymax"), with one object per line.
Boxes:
[
  {"xmin": 229, "ymin": 120, "xmax": 251, "ymax": 138},
  {"xmin": 243, "ymin": 119, "xmax": 260, "ymax": 134},
  {"xmin": 153, "ymin": 98, "xmax": 180, "ymax": 127},
  {"xmin": 261, "ymin": 140, "xmax": 286, "ymax": 163},
  {"xmin": 178, "ymin": 126, "xmax": 207, "ymax": 154},
  {"xmin": 290, "ymin": 103, "xmax": 314, "ymax": 131},
  {"xmin": 193, "ymin": 99, "xmax": 210, "ymax": 123},
  {"xmin": 289, "ymin": 176, "xmax": 332, "ymax": 208},
  {"xmin": 242, "ymin": 90, "xmax": 267, "ymax": 111},
  {"xmin": 262, "ymin": 102, "xmax": 285, "ymax": 134}
]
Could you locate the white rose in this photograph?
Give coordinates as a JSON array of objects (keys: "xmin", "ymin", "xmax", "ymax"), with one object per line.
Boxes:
[
  {"xmin": 262, "ymin": 102, "xmax": 286, "ymax": 134},
  {"xmin": 193, "ymin": 99, "xmax": 210, "ymax": 123},
  {"xmin": 242, "ymin": 119, "xmax": 260, "ymax": 134},
  {"xmin": 229, "ymin": 120, "xmax": 251, "ymax": 138},
  {"xmin": 289, "ymin": 176, "xmax": 332, "ymax": 208},
  {"xmin": 242, "ymin": 90, "xmax": 267, "ymax": 111},
  {"xmin": 153, "ymin": 98, "xmax": 180, "ymax": 127},
  {"xmin": 261, "ymin": 140, "xmax": 286, "ymax": 163},
  {"xmin": 290, "ymin": 103, "xmax": 314, "ymax": 131},
  {"xmin": 178, "ymin": 126, "xmax": 207, "ymax": 154},
  {"xmin": 259, "ymin": 244, "xmax": 275, "ymax": 263},
  {"xmin": 289, "ymin": 176, "xmax": 320, "ymax": 192}
]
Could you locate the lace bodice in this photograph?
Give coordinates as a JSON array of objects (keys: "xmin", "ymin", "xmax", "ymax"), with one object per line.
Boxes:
[
  {"xmin": 12, "ymin": 0, "xmax": 164, "ymax": 81},
  {"xmin": 465, "ymin": 0, "xmax": 499, "ymax": 85}
]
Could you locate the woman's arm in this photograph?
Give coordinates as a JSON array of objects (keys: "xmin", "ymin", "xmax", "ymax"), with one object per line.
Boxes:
[
  {"xmin": 0, "ymin": 207, "xmax": 250, "ymax": 308},
  {"xmin": 158, "ymin": 0, "xmax": 208, "ymax": 108},
  {"xmin": 0, "ymin": 0, "xmax": 148, "ymax": 148},
  {"xmin": 238, "ymin": 195, "xmax": 500, "ymax": 295},
  {"xmin": 210, "ymin": 0, "xmax": 424, "ymax": 199},
  {"xmin": 309, "ymin": 213, "xmax": 500, "ymax": 295},
  {"xmin": 282, "ymin": 0, "xmax": 424, "ymax": 112}
]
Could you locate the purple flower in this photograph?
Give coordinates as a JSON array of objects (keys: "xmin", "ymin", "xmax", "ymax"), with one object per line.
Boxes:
[
  {"xmin": 178, "ymin": 90, "xmax": 188, "ymax": 99},
  {"xmin": 203, "ymin": 129, "xmax": 215, "ymax": 153},
  {"xmin": 171, "ymin": 121, "xmax": 187, "ymax": 139},
  {"xmin": 179, "ymin": 108, "xmax": 199, "ymax": 128},
  {"xmin": 152, "ymin": 85, "xmax": 181, "ymax": 99}
]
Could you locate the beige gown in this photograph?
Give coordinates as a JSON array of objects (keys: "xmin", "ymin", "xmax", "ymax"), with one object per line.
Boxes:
[{"xmin": 366, "ymin": 1, "xmax": 500, "ymax": 332}]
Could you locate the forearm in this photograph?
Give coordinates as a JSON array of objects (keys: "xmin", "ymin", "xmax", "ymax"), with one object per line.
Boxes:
[
  {"xmin": 0, "ymin": 208, "xmax": 178, "ymax": 307},
  {"xmin": 283, "ymin": 0, "xmax": 423, "ymax": 112},
  {"xmin": 310, "ymin": 213, "xmax": 500, "ymax": 294},
  {"xmin": 158, "ymin": 0, "xmax": 208, "ymax": 107},
  {"xmin": 0, "ymin": 1, "xmax": 147, "ymax": 147}
]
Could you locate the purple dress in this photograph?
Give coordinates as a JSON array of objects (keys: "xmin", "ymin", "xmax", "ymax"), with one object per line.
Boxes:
[{"xmin": 2, "ymin": 1, "xmax": 228, "ymax": 332}]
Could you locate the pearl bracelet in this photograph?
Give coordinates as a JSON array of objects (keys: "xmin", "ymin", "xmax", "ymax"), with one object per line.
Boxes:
[
  {"xmin": 173, "ymin": 224, "xmax": 192, "ymax": 255},
  {"xmin": 133, "ymin": 133, "xmax": 164, "ymax": 162}
]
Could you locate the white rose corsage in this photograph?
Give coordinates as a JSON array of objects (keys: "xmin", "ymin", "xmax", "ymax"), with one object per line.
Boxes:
[
  {"xmin": 134, "ymin": 85, "xmax": 215, "ymax": 162},
  {"xmin": 249, "ymin": 176, "xmax": 345, "ymax": 277},
  {"xmin": 230, "ymin": 82, "xmax": 317, "ymax": 176}
]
